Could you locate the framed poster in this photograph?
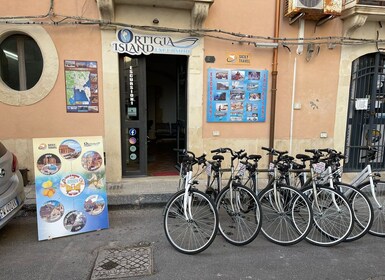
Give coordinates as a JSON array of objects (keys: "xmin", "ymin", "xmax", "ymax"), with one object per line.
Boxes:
[
  {"xmin": 33, "ymin": 136, "xmax": 109, "ymax": 241},
  {"xmin": 65, "ymin": 60, "xmax": 99, "ymax": 113},
  {"xmin": 207, "ymin": 68, "xmax": 268, "ymax": 122}
]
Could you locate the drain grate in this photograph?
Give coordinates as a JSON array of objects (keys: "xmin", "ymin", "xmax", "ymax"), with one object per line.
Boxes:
[{"xmin": 91, "ymin": 245, "xmax": 153, "ymax": 279}]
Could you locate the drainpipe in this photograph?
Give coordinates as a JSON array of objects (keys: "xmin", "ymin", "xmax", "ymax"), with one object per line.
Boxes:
[{"xmin": 268, "ymin": 0, "xmax": 281, "ymax": 163}]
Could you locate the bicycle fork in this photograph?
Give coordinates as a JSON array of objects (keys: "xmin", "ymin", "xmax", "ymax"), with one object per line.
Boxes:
[{"xmin": 183, "ymin": 170, "xmax": 194, "ymax": 221}]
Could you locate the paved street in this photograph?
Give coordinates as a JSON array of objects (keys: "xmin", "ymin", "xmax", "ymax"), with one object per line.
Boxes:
[{"xmin": 1, "ymin": 207, "xmax": 385, "ymax": 280}]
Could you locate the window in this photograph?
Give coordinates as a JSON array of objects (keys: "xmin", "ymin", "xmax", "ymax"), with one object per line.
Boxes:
[
  {"xmin": 0, "ymin": 34, "xmax": 43, "ymax": 91},
  {"xmin": 0, "ymin": 25, "xmax": 58, "ymax": 106},
  {"xmin": 344, "ymin": 52, "xmax": 385, "ymax": 171}
]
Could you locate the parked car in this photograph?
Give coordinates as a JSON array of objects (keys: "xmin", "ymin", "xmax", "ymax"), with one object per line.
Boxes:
[{"xmin": 0, "ymin": 141, "xmax": 25, "ymax": 229}]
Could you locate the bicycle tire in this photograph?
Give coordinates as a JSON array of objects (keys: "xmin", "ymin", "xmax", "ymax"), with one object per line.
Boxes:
[
  {"xmin": 359, "ymin": 180, "xmax": 385, "ymax": 237},
  {"xmin": 215, "ymin": 184, "xmax": 262, "ymax": 246},
  {"xmin": 163, "ymin": 189, "xmax": 218, "ymax": 254},
  {"xmin": 330, "ymin": 182, "xmax": 373, "ymax": 242},
  {"xmin": 258, "ymin": 184, "xmax": 313, "ymax": 246},
  {"xmin": 302, "ymin": 186, "xmax": 354, "ymax": 247}
]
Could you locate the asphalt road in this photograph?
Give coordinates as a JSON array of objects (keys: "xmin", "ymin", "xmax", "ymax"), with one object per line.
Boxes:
[{"xmin": 1, "ymin": 207, "xmax": 385, "ymax": 280}]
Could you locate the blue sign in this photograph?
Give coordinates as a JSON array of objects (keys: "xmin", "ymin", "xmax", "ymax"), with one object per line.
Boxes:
[
  {"xmin": 207, "ymin": 69, "xmax": 268, "ymax": 122},
  {"xmin": 129, "ymin": 128, "xmax": 137, "ymax": 136},
  {"xmin": 33, "ymin": 137, "xmax": 109, "ymax": 241}
]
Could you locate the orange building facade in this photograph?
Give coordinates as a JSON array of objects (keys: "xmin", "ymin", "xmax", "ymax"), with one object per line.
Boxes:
[{"xmin": 1, "ymin": 0, "xmax": 385, "ymax": 184}]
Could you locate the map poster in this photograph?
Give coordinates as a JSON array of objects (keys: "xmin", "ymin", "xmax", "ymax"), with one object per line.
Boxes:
[
  {"xmin": 32, "ymin": 136, "xmax": 109, "ymax": 241},
  {"xmin": 207, "ymin": 68, "xmax": 268, "ymax": 122},
  {"xmin": 65, "ymin": 60, "xmax": 99, "ymax": 113}
]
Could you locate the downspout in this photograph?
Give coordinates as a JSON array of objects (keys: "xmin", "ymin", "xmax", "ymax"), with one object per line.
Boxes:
[{"xmin": 268, "ymin": 0, "xmax": 281, "ymax": 163}]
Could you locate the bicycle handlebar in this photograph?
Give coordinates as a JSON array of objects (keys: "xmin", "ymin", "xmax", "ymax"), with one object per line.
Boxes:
[{"xmin": 211, "ymin": 147, "xmax": 245, "ymax": 158}]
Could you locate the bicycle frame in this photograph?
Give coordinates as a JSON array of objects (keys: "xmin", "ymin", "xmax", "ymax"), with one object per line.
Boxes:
[{"xmin": 349, "ymin": 164, "xmax": 381, "ymax": 208}]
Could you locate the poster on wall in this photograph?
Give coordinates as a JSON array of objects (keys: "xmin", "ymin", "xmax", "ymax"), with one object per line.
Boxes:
[
  {"xmin": 64, "ymin": 60, "xmax": 99, "ymax": 113},
  {"xmin": 33, "ymin": 136, "xmax": 109, "ymax": 241},
  {"xmin": 207, "ymin": 68, "xmax": 268, "ymax": 122}
]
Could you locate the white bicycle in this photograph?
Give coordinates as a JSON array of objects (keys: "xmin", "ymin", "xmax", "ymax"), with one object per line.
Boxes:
[{"xmin": 163, "ymin": 149, "xmax": 219, "ymax": 254}]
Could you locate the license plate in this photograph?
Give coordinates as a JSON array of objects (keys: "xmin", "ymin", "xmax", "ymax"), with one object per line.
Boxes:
[{"xmin": 0, "ymin": 199, "xmax": 18, "ymax": 219}]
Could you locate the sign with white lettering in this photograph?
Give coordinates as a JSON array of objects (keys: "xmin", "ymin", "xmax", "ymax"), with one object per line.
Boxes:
[{"xmin": 111, "ymin": 29, "xmax": 199, "ymax": 55}]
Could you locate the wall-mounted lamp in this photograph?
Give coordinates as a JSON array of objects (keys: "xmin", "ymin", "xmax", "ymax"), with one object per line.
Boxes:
[
  {"xmin": 254, "ymin": 42, "xmax": 279, "ymax": 48},
  {"xmin": 153, "ymin": 18, "xmax": 159, "ymax": 24}
]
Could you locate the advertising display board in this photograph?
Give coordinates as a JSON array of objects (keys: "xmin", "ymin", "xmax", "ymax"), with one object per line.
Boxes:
[
  {"xmin": 64, "ymin": 60, "xmax": 99, "ymax": 113},
  {"xmin": 33, "ymin": 136, "xmax": 109, "ymax": 241},
  {"xmin": 207, "ymin": 68, "xmax": 268, "ymax": 122}
]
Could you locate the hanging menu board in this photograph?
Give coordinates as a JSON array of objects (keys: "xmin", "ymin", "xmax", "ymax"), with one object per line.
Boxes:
[
  {"xmin": 33, "ymin": 136, "xmax": 109, "ymax": 241},
  {"xmin": 207, "ymin": 68, "xmax": 268, "ymax": 122}
]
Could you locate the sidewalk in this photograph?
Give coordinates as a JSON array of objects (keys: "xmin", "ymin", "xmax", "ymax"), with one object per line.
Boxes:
[{"xmin": 23, "ymin": 176, "xmax": 180, "ymax": 211}]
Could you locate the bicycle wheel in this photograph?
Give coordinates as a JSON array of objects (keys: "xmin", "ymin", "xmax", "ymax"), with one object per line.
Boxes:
[
  {"xmin": 215, "ymin": 184, "xmax": 262, "ymax": 246},
  {"xmin": 163, "ymin": 189, "xmax": 218, "ymax": 254},
  {"xmin": 359, "ymin": 180, "xmax": 385, "ymax": 237},
  {"xmin": 331, "ymin": 182, "xmax": 373, "ymax": 242},
  {"xmin": 302, "ymin": 186, "xmax": 354, "ymax": 247},
  {"xmin": 258, "ymin": 184, "xmax": 313, "ymax": 246}
]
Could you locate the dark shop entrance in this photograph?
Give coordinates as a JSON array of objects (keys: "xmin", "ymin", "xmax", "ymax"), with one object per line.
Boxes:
[{"xmin": 119, "ymin": 54, "xmax": 188, "ymax": 177}]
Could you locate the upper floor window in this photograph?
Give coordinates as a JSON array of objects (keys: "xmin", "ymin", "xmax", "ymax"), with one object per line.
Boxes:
[{"xmin": 0, "ymin": 34, "xmax": 43, "ymax": 91}]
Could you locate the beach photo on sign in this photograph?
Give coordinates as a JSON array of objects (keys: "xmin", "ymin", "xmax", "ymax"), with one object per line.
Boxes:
[{"xmin": 247, "ymin": 82, "xmax": 259, "ymax": 90}]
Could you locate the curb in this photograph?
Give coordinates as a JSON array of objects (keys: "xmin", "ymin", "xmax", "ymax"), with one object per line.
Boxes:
[{"xmin": 22, "ymin": 192, "xmax": 174, "ymax": 212}]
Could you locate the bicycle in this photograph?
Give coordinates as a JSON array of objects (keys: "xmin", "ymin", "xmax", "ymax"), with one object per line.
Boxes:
[
  {"xmin": 344, "ymin": 146, "xmax": 385, "ymax": 237},
  {"xmin": 245, "ymin": 147, "xmax": 313, "ymax": 246},
  {"xmin": 163, "ymin": 149, "xmax": 218, "ymax": 254},
  {"xmin": 209, "ymin": 147, "xmax": 262, "ymax": 246},
  {"xmin": 317, "ymin": 148, "xmax": 373, "ymax": 241},
  {"xmin": 295, "ymin": 149, "xmax": 354, "ymax": 246}
]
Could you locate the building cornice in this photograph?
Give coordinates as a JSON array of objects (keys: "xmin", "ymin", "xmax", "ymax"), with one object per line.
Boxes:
[{"xmin": 97, "ymin": 0, "xmax": 213, "ymax": 29}]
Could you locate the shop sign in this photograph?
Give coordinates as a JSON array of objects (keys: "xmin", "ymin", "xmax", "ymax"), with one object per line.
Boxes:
[
  {"xmin": 111, "ymin": 29, "xmax": 199, "ymax": 55},
  {"xmin": 226, "ymin": 52, "xmax": 251, "ymax": 65}
]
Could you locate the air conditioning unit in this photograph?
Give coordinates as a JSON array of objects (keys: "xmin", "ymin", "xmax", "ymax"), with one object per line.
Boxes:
[
  {"xmin": 296, "ymin": 0, "xmax": 323, "ymax": 10},
  {"xmin": 284, "ymin": 0, "xmax": 342, "ymax": 20}
]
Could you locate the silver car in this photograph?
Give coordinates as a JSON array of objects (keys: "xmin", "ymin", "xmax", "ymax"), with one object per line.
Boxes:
[{"xmin": 0, "ymin": 141, "xmax": 25, "ymax": 229}]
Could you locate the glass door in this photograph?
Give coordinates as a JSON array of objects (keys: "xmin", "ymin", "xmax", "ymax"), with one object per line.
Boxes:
[
  {"xmin": 175, "ymin": 56, "xmax": 188, "ymax": 166},
  {"xmin": 119, "ymin": 55, "xmax": 147, "ymax": 176}
]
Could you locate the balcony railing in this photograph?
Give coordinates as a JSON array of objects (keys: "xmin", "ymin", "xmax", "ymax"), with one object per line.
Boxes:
[
  {"xmin": 357, "ymin": 0, "xmax": 385, "ymax": 6},
  {"xmin": 341, "ymin": 0, "xmax": 385, "ymax": 36}
]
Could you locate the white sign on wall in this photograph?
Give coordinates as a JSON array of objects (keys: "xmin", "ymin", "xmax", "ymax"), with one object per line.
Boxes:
[{"xmin": 111, "ymin": 29, "xmax": 199, "ymax": 55}]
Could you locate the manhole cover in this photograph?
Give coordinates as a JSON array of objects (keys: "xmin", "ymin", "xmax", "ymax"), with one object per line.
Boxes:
[{"xmin": 91, "ymin": 245, "xmax": 153, "ymax": 279}]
